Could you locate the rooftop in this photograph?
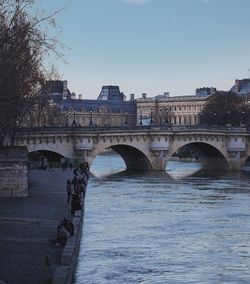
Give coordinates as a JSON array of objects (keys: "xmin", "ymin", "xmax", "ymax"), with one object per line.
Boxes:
[{"xmin": 97, "ymin": 86, "xmax": 126, "ymax": 102}]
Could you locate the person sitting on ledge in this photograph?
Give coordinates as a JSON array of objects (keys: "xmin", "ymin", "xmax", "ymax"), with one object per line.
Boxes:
[
  {"xmin": 55, "ymin": 224, "xmax": 70, "ymax": 245},
  {"xmin": 61, "ymin": 217, "xmax": 74, "ymax": 236}
]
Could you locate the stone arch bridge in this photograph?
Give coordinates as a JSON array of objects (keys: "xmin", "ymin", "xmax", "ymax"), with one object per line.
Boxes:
[{"xmin": 14, "ymin": 126, "xmax": 250, "ymax": 171}]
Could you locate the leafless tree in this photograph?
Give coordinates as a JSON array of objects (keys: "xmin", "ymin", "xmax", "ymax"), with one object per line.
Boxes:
[
  {"xmin": 198, "ymin": 91, "xmax": 250, "ymax": 127},
  {"xmin": 0, "ymin": 0, "xmax": 63, "ymax": 145}
]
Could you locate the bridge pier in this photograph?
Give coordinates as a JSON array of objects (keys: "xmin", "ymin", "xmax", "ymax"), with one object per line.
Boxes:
[
  {"xmin": 227, "ymin": 151, "xmax": 243, "ymax": 171},
  {"xmin": 150, "ymin": 150, "xmax": 167, "ymax": 171}
]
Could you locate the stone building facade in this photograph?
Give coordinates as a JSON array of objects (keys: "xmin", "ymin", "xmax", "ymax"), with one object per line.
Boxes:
[
  {"xmin": 136, "ymin": 88, "xmax": 216, "ymax": 126},
  {"xmin": 63, "ymin": 86, "xmax": 137, "ymax": 127},
  {"xmin": 40, "ymin": 79, "xmax": 250, "ymax": 128}
]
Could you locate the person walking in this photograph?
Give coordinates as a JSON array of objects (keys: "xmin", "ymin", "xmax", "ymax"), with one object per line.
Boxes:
[
  {"xmin": 48, "ymin": 160, "xmax": 53, "ymax": 171},
  {"xmin": 66, "ymin": 179, "xmax": 72, "ymax": 203}
]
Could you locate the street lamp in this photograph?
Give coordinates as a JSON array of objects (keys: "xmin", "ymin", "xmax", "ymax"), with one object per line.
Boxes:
[
  {"xmin": 72, "ymin": 110, "xmax": 77, "ymax": 126},
  {"xmin": 159, "ymin": 108, "xmax": 162, "ymax": 125},
  {"xmin": 66, "ymin": 111, "xmax": 69, "ymax": 126},
  {"xmin": 125, "ymin": 112, "xmax": 128, "ymax": 125},
  {"xmin": 140, "ymin": 112, "xmax": 143, "ymax": 125},
  {"xmin": 241, "ymin": 111, "xmax": 245, "ymax": 126},
  {"xmin": 165, "ymin": 108, "xmax": 169, "ymax": 124},
  {"xmin": 50, "ymin": 110, "xmax": 53, "ymax": 126},
  {"xmin": 227, "ymin": 110, "xmax": 231, "ymax": 125},
  {"xmin": 150, "ymin": 109, "xmax": 153, "ymax": 124},
  {"xmin": 89, "ymin": 110, "xmax": 93, "ymax": 126},
  {"xmin": 200, "ymin": 112, "xmax": 203, "ymax": 125},
  {"xmin": 213, "ymin": 112, "xmax": 217, "ymax": 125}
]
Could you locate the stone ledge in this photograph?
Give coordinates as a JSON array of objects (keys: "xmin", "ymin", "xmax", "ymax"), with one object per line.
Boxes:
[
  {"xmin": 52, "ymin": 265, "xmax": 70, "ymax": 284},
  {"xmin": 52, "ymin": 208, "xmax": 84, "ymax": 284}
]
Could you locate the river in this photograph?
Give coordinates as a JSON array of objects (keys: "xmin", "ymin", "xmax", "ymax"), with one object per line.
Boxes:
[{"xmin": 75, "ymin": 152, "xmax": 250, "ymax": 284}]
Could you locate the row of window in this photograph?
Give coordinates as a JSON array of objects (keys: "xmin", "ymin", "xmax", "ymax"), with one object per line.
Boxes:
[
  {"xmin": 139, "ymin": 104, "xmax": 203, "ymax": 112},
  {"xmin": 68, "ymin": 108, "xmax": 113, "ymax": 113}
]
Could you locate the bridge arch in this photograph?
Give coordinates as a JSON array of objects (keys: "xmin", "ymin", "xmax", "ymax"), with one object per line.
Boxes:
[
  {"xmin": 28, "ymin": 149, "xmax": 66, "ymax": 159},
  {"xmin": 169, "ymin": 141, "xmax": 230, "ymax": 170},
  {"xmin": 241, "ymin": 154, "xmax": 250, "ymax": 169},
  {"xmin": 88, "ymin": 143, "xmax": 153, "ymax": 171},
  {"xmin": 26, "ymin": 143, "xmax": 75, "ymax": 160}
]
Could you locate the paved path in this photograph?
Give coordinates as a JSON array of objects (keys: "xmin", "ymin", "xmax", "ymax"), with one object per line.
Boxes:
[{"xmin": 0, "ymin": 169, "xmax": 74, "ymax": 284}]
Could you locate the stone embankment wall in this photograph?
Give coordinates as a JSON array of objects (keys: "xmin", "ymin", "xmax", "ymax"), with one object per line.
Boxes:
[
  {"xmin": 0, "ymin": 146, "xmax": 28, "ymax": 197},
  {"xmin": 52, "ymin": 201, "xmax": 85, "ymax": 284}
]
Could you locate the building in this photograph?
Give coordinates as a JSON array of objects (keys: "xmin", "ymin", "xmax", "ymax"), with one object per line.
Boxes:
[
  {"xmin": 35, "ymin": 78, "xmax": 250, "ymax": 128},
  {"xmin": 230, "ymin": 79, "xmax": 250, "ymax": 107},
  {"xmin": 136, "ymin": 87, "xmax": 216, "ymax": 126},
  {"xmin": 61, "ymin": 85, "xmax": 136, "ymax": 127},
  {"xmin": 230, "ymin": 78, "xmax": 250, "ymax": 95}
]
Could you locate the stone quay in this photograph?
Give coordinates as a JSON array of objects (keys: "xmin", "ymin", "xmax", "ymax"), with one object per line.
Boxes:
[{"xmin": 0, "ymin": 168, "xmax": 85, "ymax": 284}]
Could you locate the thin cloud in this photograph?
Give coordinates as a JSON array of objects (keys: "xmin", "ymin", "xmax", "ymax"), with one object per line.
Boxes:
[{"xmin": 122, "ymin": 0, "xmax": 149, "ymax": 5}]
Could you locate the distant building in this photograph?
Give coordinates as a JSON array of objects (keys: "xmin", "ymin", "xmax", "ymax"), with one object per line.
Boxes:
[
  {"xmin": 195, "ymin": 87, "xmax": 216, "ymax": 96},
  {"xmin": 136, "ymin": 91, "xmax": 211, "ymax": 126},
  {"xmin": 97, "ymin": 86, "xmax": 126, "ymax": 101},
  {"xmin": 62, "ymin": 85, "xmax": 136, "ymax": 127},
  {"xmin": 32, "ymin": 78, "xmax": 250, "ymax": 128},
  {"xmin": 43, "ymin": 80, "xmax": 72, "ymax": 102},
  {"xmin": 230, "ymin": 79, "xmax": 250, "ymax": 95}
]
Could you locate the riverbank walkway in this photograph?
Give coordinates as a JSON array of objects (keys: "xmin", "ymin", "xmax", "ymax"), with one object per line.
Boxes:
[{"xmin": 0, "ymin": 169, "xmax": 75, "ymax": 284}]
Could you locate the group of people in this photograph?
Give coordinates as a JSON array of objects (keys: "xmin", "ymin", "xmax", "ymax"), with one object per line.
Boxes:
[
  {"xmin": 66, "ymin": 162, "xmax": 89, "ymax": 215},
  {"xmin": 51, "ymin": 161, "xmax": 90, "ymax": 246},
  {"xmin": 47, "ymin": 161, "xmax": 73, "ymax": 171}
]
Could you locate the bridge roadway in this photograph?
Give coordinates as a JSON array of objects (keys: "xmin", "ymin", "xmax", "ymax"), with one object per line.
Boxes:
[{"xmin": 14, "ymin": 125, "xmax": 250, "ymax": 171}]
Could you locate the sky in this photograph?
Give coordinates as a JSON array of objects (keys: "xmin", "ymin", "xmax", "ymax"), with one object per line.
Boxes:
[{"xmin": 37, "ymin": 0, "xmax": 250, "ymax": 99}]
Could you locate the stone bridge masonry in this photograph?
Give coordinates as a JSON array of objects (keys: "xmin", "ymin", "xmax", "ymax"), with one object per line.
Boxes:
[{"xmin": 14, "ymin": 126, "xmax": 250, "ymax": 171}]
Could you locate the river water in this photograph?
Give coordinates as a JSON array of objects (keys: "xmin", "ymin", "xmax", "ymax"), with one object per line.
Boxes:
[{"xmin": 75, "ymin": 152, "xmax": 250, "ymax": 284}]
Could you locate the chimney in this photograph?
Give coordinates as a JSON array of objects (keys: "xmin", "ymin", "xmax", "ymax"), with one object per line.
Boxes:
[
  {"xmin": 142, "ymin": 93, "xmax": 147, "ymax": 99},
  {"xmin": 130, "ymin": 94, "xmax": 135, "ymax": 101},
  {"xmin": 79, "ymin": 94, "xmax": 82, "ymax": 100}
]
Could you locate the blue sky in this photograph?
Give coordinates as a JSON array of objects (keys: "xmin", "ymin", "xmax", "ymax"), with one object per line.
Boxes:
[{"xmin": 39, "ymin": 0, "xmax": 250, "ymax": 99}]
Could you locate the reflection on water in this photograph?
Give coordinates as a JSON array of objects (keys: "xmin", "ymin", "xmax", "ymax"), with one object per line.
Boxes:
[{"xmin": 75, "ymin": 153, "xmax": 250, "ymax": 284}]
